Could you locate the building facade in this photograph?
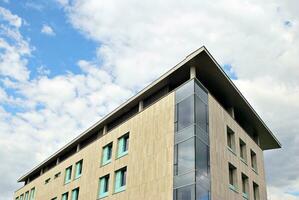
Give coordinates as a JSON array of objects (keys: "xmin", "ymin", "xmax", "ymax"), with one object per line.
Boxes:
[{"xmin": 14, "ymin": 47, "xmax": 280, "ymax": 200}]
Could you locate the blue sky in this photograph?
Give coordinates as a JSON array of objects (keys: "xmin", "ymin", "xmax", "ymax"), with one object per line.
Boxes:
[{"xmin": 0, "ymin": 1, "xmax": 299, "ymax": 200}]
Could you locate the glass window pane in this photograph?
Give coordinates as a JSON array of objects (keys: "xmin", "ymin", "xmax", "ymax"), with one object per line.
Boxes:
[
  {"xmin": 177, "ymin": 138, "xmax": 195, "ymax": 175},
  {"xmin": 177, "ymin": 96, "xmax": 194, "ymax": 131},
  {"xmin": 195, "ymin": 96, "xmax": 208, "ymax": 132},
  {"xmin": 195, "ymin": 81, "xmax": 208, "ymax": 104},
  {"xmin": 196, "ymin": 184, "xmax": 210, "ymax": 200},
  {"xmin": 176, "ymin": 80, "xmax": 194, "ymax": 103},
  {"xmin": 196, "ymin": 139, "xmax": 209, "ymax": 177},
  {"xmin": 174, "ymin": 184, "xmax": 195, "ymax": 200}
]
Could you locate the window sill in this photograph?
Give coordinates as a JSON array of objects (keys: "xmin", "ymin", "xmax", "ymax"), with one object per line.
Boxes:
[
  {"xmin": 252, "ymin": 167, "xmax": 258, "ymax": 175},
  {"xmin": 240, "ymin": 158, "xmax": 248, "ymax": 166},
  {"xmin": 74, "ymin": 175, "xmax": 81, "ymax": 180},
  {"xmin": 227, "ymin": 146, "xmax": 237, "ymax": 156},
  {"xmin": 98, "ymin": 193, "xmax": 108, "ymax": 199},
  {"xmin": 114, "ymin": 187, "xmax": 126, "ymax": 194},
  {"xmin": 64, "ymin": 180, "xmax": 71, "ymax": 185},
  {"xmin": 117, "ymin": 151, "xmax": 128, "ymax": 159},
  {"xmin": 229, "ymin": 184, "xmax": 239, "ymax": 193},
  {"xmin": 242, "ymin": 192, "xmax": 249, "ymax": 199},
  {"xmin": 101, "ymin": 160, "xmax": 111, "ymax": 167}
]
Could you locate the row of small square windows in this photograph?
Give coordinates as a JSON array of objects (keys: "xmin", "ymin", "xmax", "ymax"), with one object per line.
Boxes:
[
  {"xmin": 15, "ymin": 188, "xmax": 35, "ymax": 200},
  {"xmin": 228, "ymin": 162, "xmax": 260, "ymax": 200},
  {"xmin": 50, "ymin": 187, "xmax": 79, "ymax": 200},
  {"xmin": 227, "ymin": 126, "xmax": 258, "ymax": 173},
  {"xmin": 41, "ymin": 133, "xmax": 129, "ymax": 186},
  {"xmin": 32, "ymin": 133, "xmax": 129, "ymax": 199}
]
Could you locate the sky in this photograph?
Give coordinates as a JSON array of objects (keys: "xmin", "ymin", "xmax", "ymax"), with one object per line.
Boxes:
[{"xmin": 0, "ymin": 0, "xmax": 298, "ymax": 200}]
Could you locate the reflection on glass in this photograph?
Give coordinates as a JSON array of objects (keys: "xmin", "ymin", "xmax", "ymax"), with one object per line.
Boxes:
[
  {"xmin": 176, "ymin": 80, "xmax": 194, "ymax": 103},
  {"xmin": 174, "ymin": 184, "xmax": 195, "ymax": 200},
  {"xmin": 195, "ymin": 96, "xmax": 208, "ymax": 132},
  {"xmin": 196, "ymin": 184, "xmax": 210, "ymax": 200},
  {"xmin": 177, "ymin": 96, "xmax": 194, "ymax": 131},
  {"xmin": 177, "ymin": 138, "xmax": 195, "ymax": 174},
  {"xmin": 196, "ymin": 139, "xmax": 209, "ymax": 177}
]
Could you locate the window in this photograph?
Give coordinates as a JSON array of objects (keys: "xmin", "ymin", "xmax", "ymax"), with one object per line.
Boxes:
[
  {"xmin": 174, "ymin": 184, "xmax": 195, "ymax": 200},
  {"xmin": 54, "ymin": 172, "xmax": 61, "ymax": 179},
  {"xmin": 71, "ymin": 188, "xmax": 79, "ymax": 200},
  {"xmin": 24, "ymin": 192, "xmax": 29, "ymax": 200},
  {"xmin": 253, "ymin": 182, "xmax": 260, "ymax": 200},
  {"xmin": 29, "ymin": 188, "xmax": 35, "ymax": 200},
  {"xmin": 176, "ymin": 96, "xmax": 194, "ymax": 131},
  {"xmin": 239, "ymin": 139, "xmax": 247, "ymax": 162},
  {"xmin": 64, "ymin": 166, "xmax": 72, "ymax": 184},
  {"xmin": 20, "ymin": 194, "xmax": 24, "ymax": 200},
  {"xmin": 98, "ymin": 175, "xmax": 110, "ymax": 198},
  {"xmin": 251, "ymin": 150, "xmax": 257, "ymax": 172},
  {"xmin": 16, "ymin": 197, "xmax": 19, "ymax": 200},
  {"xmin": 241, "ymin": 173, "xmax": 249, "ymax": 199},
  {"xmin": 228, "ymin": 163, "xmax": 237, "ymax": 191},
  {"xmin": 61, "ymin": 192, "xmax": 68, "ymax": 200},
  {"xmin": 176, "ymin": 138, "xmax": 195, "ymax": 175},
  {"xmin": 227, "ymin": 126, "xmax": 235, "ymax": 152},
  {"xmin": 114, "ymin": 167, "xmax": 127, "ymax": 193},
  {"xmin": 102, "ymin": 143, "xmax": 113, "ymax": 165},
  {"xmin": 51, "ymin": 198, "xmax": 57, "ymax": 200},
  {"xmin": 75, "ymin": 160, "xmax": 83, "ymax": 179},
  {"xmin": 117, "ymin": 134, "xmax": 129, "ymax": 158},
  {"xmin": 45, "ymin": 178, "xmax": 51, "ymax": 184}
]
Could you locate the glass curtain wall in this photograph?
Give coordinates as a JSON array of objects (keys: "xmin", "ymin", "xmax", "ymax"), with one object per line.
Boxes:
[{"xmin": 174, "ymin": 79, "xmax": 210, "ymax": 200}]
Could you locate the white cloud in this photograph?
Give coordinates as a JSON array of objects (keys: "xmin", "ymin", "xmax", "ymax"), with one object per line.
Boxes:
[
  {"xmin": 0, "ymin": 1, "xmax": 299, "ymax": 200},
  {"xmin": 58, "ymin": 0, "xmax": 299, "ymax": 199},
  {"xmin": 41, "ymin": 24, "xmax": 56, "ymax": 36},
  {"xmin": 0, "ymin": 7, "xmax": 22, "ymax": 27}
]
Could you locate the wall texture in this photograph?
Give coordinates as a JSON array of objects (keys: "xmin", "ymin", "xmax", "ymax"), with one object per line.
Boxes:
[
  {"xmin": 209, "ymin": 94, "xmax": 267, "ymax": 200},
  {"xmin": 14, "ymin": 93, "xmax": 175, "ymax": 200}
]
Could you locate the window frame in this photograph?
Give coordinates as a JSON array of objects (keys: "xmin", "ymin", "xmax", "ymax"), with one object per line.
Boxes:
[
  {"xmin": 64, "ymin": 166, "xmax": 72, "ymax": 184},
  {"xmin": 98, "ymin": 174, "xmax": 110, "ymax": 198},
  {"xmin": 114, "ymin": 167, "xmax": 127, "ymax": 193},
  {"xmin": 74, "ymin": 160, "xmax": 83, "ymax": 179},
  {"xmin": 102, "ymin": 143, "xmax": 113, "ymax": 166},
  {"xmin": 71, "ymin": 187, "xmax": 79, "ymax": 200},
  {"xmin": 117, "ymin": 133, "xmax": 129, "ymax": 158}
]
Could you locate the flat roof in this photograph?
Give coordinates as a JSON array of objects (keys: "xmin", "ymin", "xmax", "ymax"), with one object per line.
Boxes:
[{"xmin": 18, "ymin": 46, "xmax": 281, "ymax": 182}]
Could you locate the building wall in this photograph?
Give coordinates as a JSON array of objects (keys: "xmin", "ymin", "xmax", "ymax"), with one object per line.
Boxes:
[
  {"xmin": 14, "ymin": 92, "xmax": 175, "ymax": 200},
  {"xmin": 209, "ymin": 94, "xmax": 267, "ymax": 200}
]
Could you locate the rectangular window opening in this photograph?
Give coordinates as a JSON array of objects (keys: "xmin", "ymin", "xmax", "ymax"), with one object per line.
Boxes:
[
  {"xmin": 117, "ymin": 133, "xmax": 129, "ymax": 158},
  {"xmin": 114, "ymin": 167, "xmax": 127, "ymax": 193},
  {"xmin": 253, "ymin": 182, "xmax": 260, "ymax": 200},
  {"xmin": 228, "ymin": 163, "xmax": 237, "ymax": 191},
  {"xmin": 241, "ymin": 173, "xmax": 249, "ymax": 199},
  {"xmin": 64, "ymin": 166, "xmax": 72, "ymax": 184},
  {"xmin": 251, "ymin": 150, "xmax": 258, "ymax": 172},
  {"xmin": 102, "ymin": 143, "xmax": 113, "ymax": 165},
  {"xmin": 75, "ymin": 160, "xmax": 83, "ymax": 179},
  {"xmin": 239, "ymin": 139, "xmax": 247, "ymax": 162},
  {"xmin": 227, "ymin": 126, "xmax": 235, "ymax": 152},
  {"xmin": 71, "ymin": 188, "xmax": 79, "ymax": 200},
  {"xmin": 61, "ymin": 192, "xmax": 68, "ymax": 200},
  {"xmin": 98, "ymin": 174, "xmax": 110, "ymax": 198}
]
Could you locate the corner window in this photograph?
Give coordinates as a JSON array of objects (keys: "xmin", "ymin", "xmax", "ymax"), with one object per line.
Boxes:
[
  {"xmin": 241, "ymin": 173, "xmax": 249, "ymax": 199},
  {"xmin": 228, "ymin": 163, "xmax": 237, "ymax": 191},
  {"xmin": 61, "ymin": 192, "xmax": 68, "ymax": 200},
  {"xmin": 98, "ymin": 175, "xmax": 110, "ymax": 198},
  {"xmin": 117, "ymin": 134, "xmax": 129, "ymax": 158},
  {"xmin": 176, "ymin": 96, "xmax": 194, "ymax": 131},
  {"xmin": 227, "ymin": 126, "xmax": 235, "ymax": 152},
  {"xmin": 75, "ymin": 160, "xmax": 83, "ymax": 179},
  {"xmin": 114, "ymin": 167, "xmax": 127, "ymax": 193},
  {"xmin": 64, "ymin": 166, "xmax": 72, "ymax": 184},
  {"xmin": 253, "ymin": 182, "xmax": 260, "ymax": 200},
  {"xmin": 71, "ymin": 188, "xmax": 79, "ymax": 200},
  {"xmin": 239, "ymin": 139, "xmax": 247, "ymax": 162},
  {"xmin": 251, "ymin": 150, "xmax": 258, "ymax": 172},
  {"xmin": 102, "ymin": 143, "xmax": 113, "ymax": 165}
]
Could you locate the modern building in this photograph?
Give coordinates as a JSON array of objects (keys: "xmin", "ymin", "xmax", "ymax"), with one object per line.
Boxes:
[{"xmin": 14, "ymin": 46, "xmax": 281, "ymax": 200}]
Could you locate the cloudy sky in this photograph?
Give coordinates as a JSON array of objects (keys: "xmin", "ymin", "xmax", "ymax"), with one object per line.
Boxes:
[{"xmin": 0, "ymin": 0, "xmax": 298, "ymax": 199}]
